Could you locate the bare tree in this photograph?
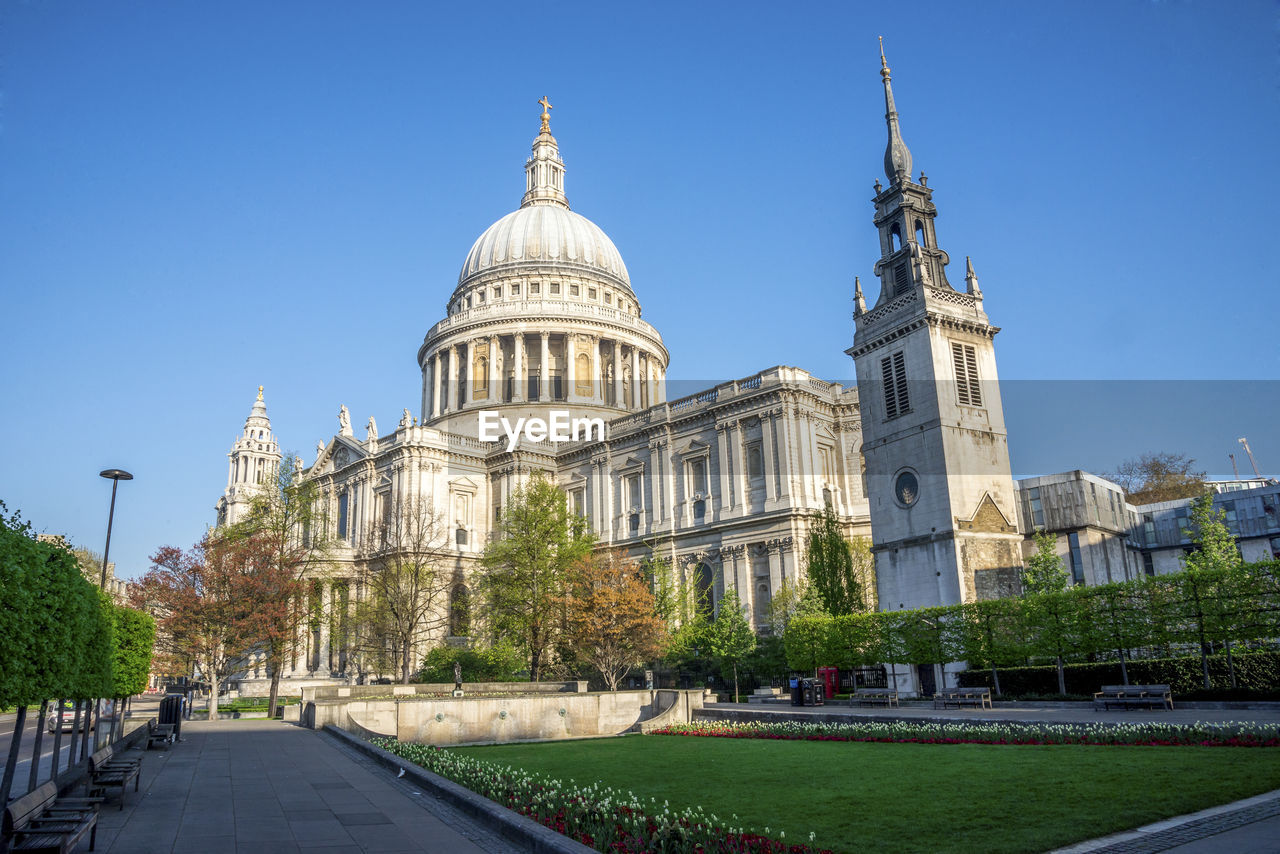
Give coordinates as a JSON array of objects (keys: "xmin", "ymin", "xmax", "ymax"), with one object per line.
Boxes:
[
  {"xmin": 352, "ymin": 496, "xmax": 453, "ymax": 683},
  {"xmin": 1106, "ymin": 452, "xmax": 1206, "ymax": 505},
  {"xmin": 229, "ymin": 455, "xmax": 326, "ymax": 717}
]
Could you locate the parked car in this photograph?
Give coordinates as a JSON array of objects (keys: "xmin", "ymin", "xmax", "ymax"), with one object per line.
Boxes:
[{"xmin": 45, "ymin": 700, "xmax": 86, "ymax": 733}]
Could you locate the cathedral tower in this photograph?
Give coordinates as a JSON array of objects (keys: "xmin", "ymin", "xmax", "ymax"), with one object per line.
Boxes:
[
  {"xmin": 215, "ymin": 386, "xmax": 282, "ymax": 527},
  {"xmin": 846, "ymin": 44, "xmax": 1021, "ymax": 609}
]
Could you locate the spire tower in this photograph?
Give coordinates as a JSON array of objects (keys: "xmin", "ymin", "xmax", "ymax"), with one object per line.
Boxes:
[
  {"xmin": 880, "ymin": 37, "xmax": 914, "ymax": 187},
  {"xmin": 847, "ymin": 45, "xmax": 1021, "ymax": 613}
]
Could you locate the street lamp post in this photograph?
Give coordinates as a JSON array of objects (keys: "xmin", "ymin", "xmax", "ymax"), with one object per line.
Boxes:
[{"xmin": 98, "ymin": 469, "xmax": 133, "ymax": 590}]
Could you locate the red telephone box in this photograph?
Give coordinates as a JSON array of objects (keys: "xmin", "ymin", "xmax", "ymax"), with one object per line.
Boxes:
[{"xmin": 816, "ymin": 666, "xmax": 839, "ymax": 700}]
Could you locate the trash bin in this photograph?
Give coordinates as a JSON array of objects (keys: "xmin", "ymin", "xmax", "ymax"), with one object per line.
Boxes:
[
  {"xmin": 800, "ymin": 679, "xmax": 815, "ymax": 706},
  {"xmin": 160, "ymin": 694, "xmax": 185, "ymax": 737},
  {"xmin": 813, "ymin": 680, "xmax": 826, "ymax": 706},
  {"xmin": 789, "ymin": 677, "xmax": 802, "ymax": 706}
]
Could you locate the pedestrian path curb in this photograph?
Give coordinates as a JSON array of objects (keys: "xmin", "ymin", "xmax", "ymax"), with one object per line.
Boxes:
[
  {"xmin": 1047, "ymin": 787, "xmax": 1280, "ymax": 853},
  {"xmin": 322, "ymin": 724, "xmax": 595, "ymax": 854}
]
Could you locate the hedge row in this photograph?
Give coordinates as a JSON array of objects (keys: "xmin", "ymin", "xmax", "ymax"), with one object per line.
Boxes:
[
  {"xmin": 957, "ymin": 649, "xmax": 1280, "ymax": 696},
  {"xmin": 783, "ymin": 561, "xmax": 1280, "ymax": 688},
  {"xmin": 0, "ymin": 505, "xmax": 155, "ymax": 707}
]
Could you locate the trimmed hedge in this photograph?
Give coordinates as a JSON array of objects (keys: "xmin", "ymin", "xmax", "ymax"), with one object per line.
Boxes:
[
  {"xmin": 0, "ymin": 503, "xmax": 154, "ymax": 706},
  {"xmin": 956, "ymin": 649, "xmax": 1280, "ymax": 697},
  {"xmin": 784, "ymin": 561, "xmax": 1280, "ymax": 692}
]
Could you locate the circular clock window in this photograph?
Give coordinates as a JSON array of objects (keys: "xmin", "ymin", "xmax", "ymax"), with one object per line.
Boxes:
[{"xmin": 894, "ymin": 471, "xmax": 919, "ymax": 507}]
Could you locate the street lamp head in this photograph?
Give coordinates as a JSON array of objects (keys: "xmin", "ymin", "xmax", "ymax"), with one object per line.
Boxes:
[{"xmin": 99, "ymin": 469, "xmax": 133, "ymax": 481}]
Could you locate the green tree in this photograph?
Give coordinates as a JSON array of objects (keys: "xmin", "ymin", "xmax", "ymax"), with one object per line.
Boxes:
[
  {"xmin": 477, "ymin": 474, "xmax": 595, "ymax": 681},
  {"xmin": 804, "ymin": 506, "xmax": 874, "ymax": 614},
  {"xmin": 1021, "ymin": 530, "xmax": 1068, "ymax": 596},
  {"xmin": 782, "ymin": 614, "xmax": 829, "ymax": 675},
  {"xmin": 1106, "ymin": 452, "xmax": 1206, "ymax": 505},
  {"xmin": 110, "ymin": 603, "xmax": 156, "ymax": 699},
  {"xmin": 419, "ymin": 643, "xmax": 523, "ymax": 683},
  {"xmin": 1183, "ymin": 492, "xmax": 1240, "ymax": 574},
  {"xmin": 1180, "ymin": 492, "xmax": 1242, "ymax": 689},
  {"xmin": 764, "ymin": 576, "xmax": 822, "ymax": 636},
  {"xmin": 705, "ymin": 588, "xmax": 755, "ymax": 702}
]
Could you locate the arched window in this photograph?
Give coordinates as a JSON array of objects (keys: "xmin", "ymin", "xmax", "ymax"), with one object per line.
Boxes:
[
  {"xmin": 450, "ymin": 584, "xmax": 470, "ymax": 637},
  {"xmin": 755, "ymin": 582, "xmax": 772, "ymax": 628},
  {"xmin": 694, "ymin": 563, "xmax": 714, "ymax": 618},
  {"xmin": 474, "ymin": 355, "xmax": 488, "ymax": 395},
  {"xmin": 914, "ymin": 219, "xmax": 926, "ymax": 246},
  {"xmin": 890, "ymin": 223, "xmax": 902, "ymax": 251}
]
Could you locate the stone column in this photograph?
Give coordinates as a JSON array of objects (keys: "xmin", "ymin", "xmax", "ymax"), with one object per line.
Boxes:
[
  {"xmin": 777, "ymin": 407, "xmax": 797, "ymax": 500},
  {"xmin": 631, "ymin": 347, "xmax": 641, "ymax": 409},
  {"xmin": 513, "ymin": 332, "xmax": 525, "ymax": 402},
  {"xmin": 761, "ymin": 411, "xmax": 778, "ymax": 503},
  {"xmin": 316, "ymin": 580, "xmax": 330, "ymax": 674},
  {"xmin": 588, "ymin": 335, "xmax": 599, "ymax": 403},
  {"xmin": 540, "ymin": 332, "xmax": 550, "ymax": 401},
  {"xmin": 797, "ymin": 409, "xmax": 815, "ymax": 504},
  {"xmin": 432, "ymin": 352, "xmax": 442, "ymax": 418},
  {"xmin": 716, "ymin": 422, "xmax": 731, "ymax": 517},
  {"xmin": 730, "ymin": 421, "xmax": 747, "ymax": 516},
  {"xmin": 657, "ymin": 364, "xmax": 666, "ymax": 403},
  {"xmin": 463, "ymin": 339, "xmax": 474, "ymax": 408},
  {"xmin": 488, "ymin": 334, "xmax": 499, "ymax": 401},
  {"xmin": 448, "ymin": 345, "xmax": 460, "ymax": 412},
  {"xmin": 648, "ymin": 443, "xmax": 663, "ymax": 528},
  {"xmin": 612, "ymin": 340, "xmax": 623, "ymax": 406},
  {"xmin": 566, "ymin": 334, "xmax": 577, "ymax": 403},
  {"xmin": 767, "ymin": 545, "xmax": 783, "ymax": 603}
]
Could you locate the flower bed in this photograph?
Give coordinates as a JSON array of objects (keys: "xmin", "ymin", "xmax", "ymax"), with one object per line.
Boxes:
[
  {"xmin": 371, "ymin": 737, "xmax": 831, "ymax": 853},
  {"xmin": 649, "ymin": 720, "xmax": 1280, "ymax": 747}
]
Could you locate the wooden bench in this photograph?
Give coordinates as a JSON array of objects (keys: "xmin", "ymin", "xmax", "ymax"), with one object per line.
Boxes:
[
  {"xmin": 1093, "ymin": 684, "xmax": 1173, "ymax": 711},
  {"xmin": 146, "ymin": 717, "xmax": 174, "ymax": 750},
  {"xmin": 86, "ymin": 745, "xmax": 141, "ymax": 810},
  {"xmin": 2, "ymin": 781, "xmax": 100, "ymax": 853},
  {"xmin": 933, "ymin": 687, "xmax": 993, "ymax": 710},
  {"xmin": 850, "ymin": 688, "xmax": 899, "ymax": 708}
]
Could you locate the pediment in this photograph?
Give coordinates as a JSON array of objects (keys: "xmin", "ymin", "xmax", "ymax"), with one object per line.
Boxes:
[
  {"xmin": 675, "ymin": 437, "xmax": 711, "ymax": 457},
  {"xmin": 956, "ymin": 493, "xmax": 1016, "ymax": 534},
  {"xmin": 450, "ymin": 475, "xmax": 480, "ymax": 492}
]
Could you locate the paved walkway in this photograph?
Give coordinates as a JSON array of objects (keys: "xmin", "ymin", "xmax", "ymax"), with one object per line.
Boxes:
[
  {"xmin": 43, "ymin": 702, "xmax": 1280, "ymax": 853},
  {"xmin": 83, "ymin": 719, "xmax": 511, "ymax": 854}
]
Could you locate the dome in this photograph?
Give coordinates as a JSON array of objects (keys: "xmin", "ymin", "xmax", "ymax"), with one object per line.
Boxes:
[{"xmin": 457, "ymin": 204, "xmax": 631, "ymax": 292}]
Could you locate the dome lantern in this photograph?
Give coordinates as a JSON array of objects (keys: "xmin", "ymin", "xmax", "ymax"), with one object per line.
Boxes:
[{"xmin": 522, "ymin": 96, "xmax": 570, "ymax": 210}]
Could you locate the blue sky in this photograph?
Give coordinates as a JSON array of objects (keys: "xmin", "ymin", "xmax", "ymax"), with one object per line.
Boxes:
[{"xmin": 2, "ymin": 1, "xmax": 1277, "ymax": 579}]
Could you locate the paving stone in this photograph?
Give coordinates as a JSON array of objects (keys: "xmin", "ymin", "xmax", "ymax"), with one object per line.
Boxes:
[{"xmin": 86, "ymin": 715, "xmax": 501, "ymax": 853}]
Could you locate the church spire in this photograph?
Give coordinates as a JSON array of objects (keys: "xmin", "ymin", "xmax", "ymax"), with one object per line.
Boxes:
[
  {"xmin": 522, "ymin": 96, "xmax": 570, "ymax": 209},
  {"xmin": 879, "ymin": 37, "xmax": 913, "ymax": 187}
]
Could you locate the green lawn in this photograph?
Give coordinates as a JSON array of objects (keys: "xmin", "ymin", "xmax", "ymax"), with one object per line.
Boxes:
[{"xmin": 453, "ymin": 735, "xmax": 1280, "ymax": 854}]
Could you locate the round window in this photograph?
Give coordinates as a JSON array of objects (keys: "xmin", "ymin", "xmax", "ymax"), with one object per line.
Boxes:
[{"xmin": 895, "ymin": 471, "xmax": 919, "ymax": 507}]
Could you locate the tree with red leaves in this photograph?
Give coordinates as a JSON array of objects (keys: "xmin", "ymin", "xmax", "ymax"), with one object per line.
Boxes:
[{"xmin": 135, "ymin": 535, "xmax": 259, "ymax": 720}]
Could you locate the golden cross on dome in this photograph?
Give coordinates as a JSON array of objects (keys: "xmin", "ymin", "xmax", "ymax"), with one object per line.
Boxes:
[
  {"xmin": 538, "ymin": 96, "xmax": 553, "ymax": 132},
  {"xmin": 257, "ymin": 385, "xmax": 264, "ymax": 401}
]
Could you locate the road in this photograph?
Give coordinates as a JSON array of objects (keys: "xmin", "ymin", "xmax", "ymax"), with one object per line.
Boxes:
[{"xmin": 0, "ymin": 694, "xmax": 161, "ymax": 799}]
